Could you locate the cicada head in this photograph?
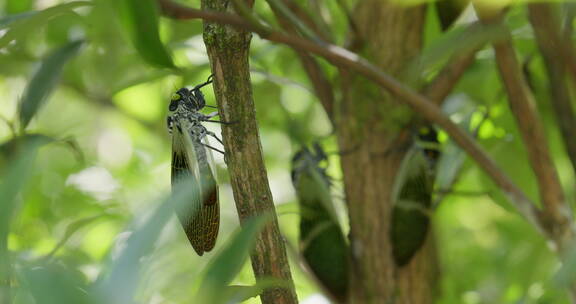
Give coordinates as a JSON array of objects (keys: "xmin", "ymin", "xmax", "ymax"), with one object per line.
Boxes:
[
  {"xmin": 169, "ymin": 87, "xmax": 206, "ymax": 113},
  {"xmin": 169, "ymin": 75, "xmax": 213, "ymax": 113},
  {"xmin": 291, "ymin": 144, "xmax": 330, "ymax": 185}
]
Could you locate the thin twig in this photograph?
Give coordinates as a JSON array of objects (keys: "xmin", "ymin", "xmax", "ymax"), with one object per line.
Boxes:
[
  {"xmin": 477, "ymin": 6, "xmax": 572, "ymax": 248},
  {"xmin": 524, "ymin": 4, "xmax": 576, "ymax": 92},
  {"xmin": 267, "ymin": 0, "xmax": 336, "ymax": 120},
  {"xmin": 423, "ymin": 49, "xmax": 477, "ymax": 105},
  {"xmin": 157, "ymin": 0, "xmax": 544, "ymax": 237},
  {"xmin": 200, "ymin": 0, "xmax": 298, "ymax": 303},
  {"xmin": 265, "ymin": 0, "xmax": 320, "ymax": 42}
]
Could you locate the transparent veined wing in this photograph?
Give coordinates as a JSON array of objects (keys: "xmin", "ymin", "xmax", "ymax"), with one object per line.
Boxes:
[
  {"xmin": 171, "ymin": 122, "xmax": 219, "ymax": 255},
  {"xmin": 195, "ymin": 135, "xmax": 219, "ymax": 252}
]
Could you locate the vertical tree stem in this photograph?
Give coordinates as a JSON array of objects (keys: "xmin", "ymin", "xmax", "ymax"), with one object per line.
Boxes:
[
  {"xmin": 528, "ymin": 4, "xmax": 576, "ymax": 187},
  {"xmin": 201, "ymin": 1, "xmax": 298, "ymax": 303},
  {"xmin": 337, "ymin": 2, "xmax": 433, "ymax": 302}
]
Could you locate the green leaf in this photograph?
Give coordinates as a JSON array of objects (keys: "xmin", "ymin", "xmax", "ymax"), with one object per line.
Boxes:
[
  {"xmin": 118, "ymin": 0, "xmax": 175, "ymax": 68},
  {"xmin": 435, "ymin": 97, "xmax": 477, "ymax": 191},
  {"xmin": 18, "ymin": 40, "xmax": 84, "ymax": 129},
  {"xmin": 223, "ymin": 280, "xmax": 288, "ymax": 303},
  {"xmin": 0, "ymin": 136, "xmax": 46, "ymax": 233},
  {"xmin": 553, "ymin": 245, "xmax": 576, "ymax": 288},
  {"xmin": 0, "ymin": 11, "xmax": 37, "ymax": 28},
  {"xmin": 0, "ymin": 1, "xmax": 91, "ymax": 45},
  {"xmin": 44, "ymin": 213, "xmax": 112, "ymax": 259},
  {"xmin": 197, "ymin": 215, "xmax": 271, "ymax": 304},
  {"xmin": 411, "ymin": 22, "xmax": 506, "ymax": 78},
  {"xmin": 18, "ymin": 262, "xmax": 94, "ymax": 304},
  {"xmin": 0, "ymin": 136, "xmax": 45, "ymax": 297},
  {"xmin": 4, "ymin": 0, "xmax": 34, "ymax": 14},
  {"xmin": 94, "ymin": 179, "xmax": 198, "ymax": 303}
]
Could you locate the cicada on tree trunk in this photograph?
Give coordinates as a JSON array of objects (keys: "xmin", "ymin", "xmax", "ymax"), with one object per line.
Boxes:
[
  {"xmin": 291, "ymin": 143, "xmax": 350, "ymax": 302},
  {"xmin": 167, "ymin": 76, "xmax": 224, "ymax": 256},
  {"xmin": 391, "ymin": 126, "xmax": 440, "ymax": 266}
]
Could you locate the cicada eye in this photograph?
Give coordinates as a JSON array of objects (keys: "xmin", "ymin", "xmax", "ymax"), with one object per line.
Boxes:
[
  {"xmin": 169, "ymin": 100, "xmax": 178, "ymax": 111},
  {"xmin": 169, "ymin": 93, "xmax": 181, "ymax": 111}
]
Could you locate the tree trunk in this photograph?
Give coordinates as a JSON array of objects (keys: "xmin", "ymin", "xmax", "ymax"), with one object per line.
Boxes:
[
  {"xmin": 201, "ymin": 1, "xmax": 298, "ymax": 303},
  {"xmin": 337, "ymin": 1, "xmax": 438, "ymax": 303}
]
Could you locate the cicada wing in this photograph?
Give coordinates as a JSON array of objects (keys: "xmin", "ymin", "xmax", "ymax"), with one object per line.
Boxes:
[
  {"xmin": 197, "ymin": 137, "xmax": 219, "ymax": 252},
  {"xmin": 171, "ymin": 126, "xmax": 206, "ymax": 255}
]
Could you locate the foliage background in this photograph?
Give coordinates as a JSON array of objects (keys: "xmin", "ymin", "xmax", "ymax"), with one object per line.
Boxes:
[{"xmin": 0, "ymin": 0, "xmax": 572, "ymax": 303}]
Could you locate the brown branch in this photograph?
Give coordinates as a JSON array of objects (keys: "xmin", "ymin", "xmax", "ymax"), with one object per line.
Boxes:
[
  {"xmin": 422, "ymin": 49, "xmax": 477, "ymax": 105},
  {"xmin": 524, "ymin": 4, "xmax": 576, "ymax": 91},
  {"xmin": 477, "ymin": 7, "xmax": 573, "ymax": 248},
  {"xmin": 422, "ymin": 22, "xmax": 491, "ymax": 105},
  {"xmin": 268, "ymin": 0, "xmax": 335, "ymax": 120},
  {"xmin": 199, "ymin": 0, "xmax": 298, "ymax": 303},
  {"xmin": 158, "ymin": 0, "xmax": 545, "ymax": 238},
  {"xmin": 298, "ymin": 53, "xmax": 335, "ymax": 120},
  {"xmin": 277, "ymin": 0, "xmax": 332, "ymax": 42},
  {"xmin": 529, "ymin": 4, "xmax": 576, "ymax": 188}
]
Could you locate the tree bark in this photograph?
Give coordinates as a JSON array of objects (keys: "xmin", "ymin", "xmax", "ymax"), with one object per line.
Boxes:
[
  {"xmin": 337, "ymin": 1, "xmax": 437, "ymax": 303},
  {"xmin": 201, "ymin": 1, "xmax": 298, "ymax": 303}
]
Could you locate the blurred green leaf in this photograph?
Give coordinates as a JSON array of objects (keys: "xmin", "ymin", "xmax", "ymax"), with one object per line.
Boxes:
[
  {"xmin": 412, "ymin": 22, "xmax": 506, "ymax": 77},
  {"xmin": 44, "ymin": 213, "xmax": 111, "ymax": 260},
  {"xmin": 94, "ymin": 179, "xmax": 197, "ymax": 303},
  {"xmin": 553, "ymin": 244, "xmax": 576, "ymax": 288},
  {"xmin": 0, "ymin": 136, "xmax": 45, "ymax": 303},
  {"xmin": 18, "ymin": 40, "xmax": 84, "ymax": 129},
  {"xmin": 18, "ymin": 262, "xmax": 94, "ymax": 304},
  {"xmin": 4, "ymin": 0, "xmax": 34, "ymax": 14},
  {"xmin": 0, "ymin": 134, "xmax": 55, "ymax": 160},
  {"xmin": 0, "ymin": 136, "xmax": 46, "ymax": 232},
  {"xmin": 0, "ymin": 11, "xmax": 37, "ymax": 28},
  {"xmin": 0, "ymin": 1, "xmax": 90, "ymax": 44},
  {"xmin": 118, "ymin": 0, "xmax": 175, "ymax": 68},
  {"xmin": 224, "ymin": 280, "xmax": 288, "ymax": 303},
  {"xmin": 197, "ymin": 215, "xmax": 271, "ymax": 304},
  {"xmin": 436, "ymin": 97, "xmax": 477, "ymax": 193}
]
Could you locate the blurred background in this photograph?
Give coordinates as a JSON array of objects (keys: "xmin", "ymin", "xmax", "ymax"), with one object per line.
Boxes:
[{"xmin": 0, "ymin": 0, "xmax": 573, "ymax": 303}]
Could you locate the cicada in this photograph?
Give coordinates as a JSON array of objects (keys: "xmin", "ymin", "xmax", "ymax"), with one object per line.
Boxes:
[
  {"xmin": 391, "ymin": 126, "xmax": 439, "ymax": 266},
  {"xmin": 291, "ymin": 143, "xmax": 349, "ymax": 302},
  {"xmin": 167, "ymin": 75, "xmax": 223, "ymax": 255}
]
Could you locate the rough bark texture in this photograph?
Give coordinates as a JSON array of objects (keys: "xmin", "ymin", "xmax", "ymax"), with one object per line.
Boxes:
[
  {"xmin": 336, "ymin": 1, "xmax": 437, "ymax": 303},
  {"xmin": 201, "ymin": 1, "xmax": 298, "ymax": 303}
]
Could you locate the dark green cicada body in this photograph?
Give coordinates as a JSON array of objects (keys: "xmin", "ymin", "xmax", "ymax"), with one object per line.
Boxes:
[
  {"xmin": 391, "ymin": 126, "xmax": 439, "ymax": 266},
  {"xmin": 291, "ymin": 144, "xmax": 349, "ymax": 302}
]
